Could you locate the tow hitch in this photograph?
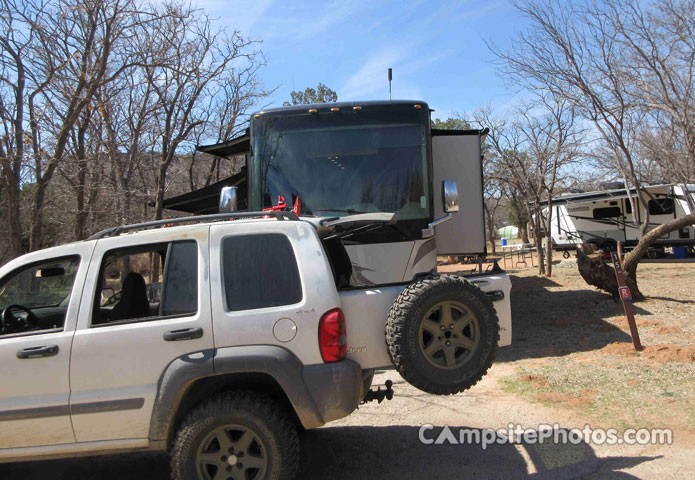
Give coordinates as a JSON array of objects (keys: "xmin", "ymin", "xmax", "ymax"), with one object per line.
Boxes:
[{"xmin": 362, "ymin": 380, "xmax": 394, "ymax": 404}]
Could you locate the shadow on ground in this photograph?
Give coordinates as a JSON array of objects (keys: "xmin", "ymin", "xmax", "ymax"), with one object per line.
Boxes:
[
  {"xmin": 646, "ymin": 296, "xmax": 695, "ymax": 305},
  {"xmin": 496, "ymin": 275, "xmax": 652, "ymax": 363},
  {"xmin": 0, "ymin": 425, "xmax": 658, "ymax": 480}
]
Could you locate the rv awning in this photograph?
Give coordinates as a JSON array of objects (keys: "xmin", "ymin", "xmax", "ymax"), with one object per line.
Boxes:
[
  {"xmin": 537, "ymin": 184, "xmax": 677, "ymax": 207},
  {"xmin": 164, "ymin": 132, "xmax": 250, "ymax": 214},
  {"xmin": 431, "ymin": 128, "xmax": 490, "ymax": 145},
  {"xmin": 196, "ymin": 131, "xmax": 249, "ymax": 158},
  {"xmin": 163, "ymin": 167, "xmax": 247, "ymax": 214},
  {"xmin": 547, "ymin": 188, "xmax": 637, "ymax": 206}
]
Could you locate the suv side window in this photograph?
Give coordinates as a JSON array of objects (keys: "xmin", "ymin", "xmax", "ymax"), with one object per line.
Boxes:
[
  {"xmin": 0, "ymin": 256, "xmax": 80, "ymax": 336},
  {"xmin": 93, "ymin": 240, "xmax": 198, "ymax": 325},
  {"xmin": 222, "ymin": 234, "xmax": 302, "ymax": 311}
]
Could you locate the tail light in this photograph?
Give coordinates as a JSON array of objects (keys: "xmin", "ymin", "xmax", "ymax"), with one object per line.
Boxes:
[{"xmin": 319, "ymin": 308, "xmax": 346, "ymax": 362}]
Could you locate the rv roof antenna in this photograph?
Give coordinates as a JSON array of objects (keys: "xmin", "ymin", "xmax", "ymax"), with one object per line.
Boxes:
[{"xmin": 388, "ymin": 67, "xmax": 392, "ymax": 101}]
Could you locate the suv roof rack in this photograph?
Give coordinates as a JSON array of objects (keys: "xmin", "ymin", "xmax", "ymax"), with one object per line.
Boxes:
[{"xmin": 88, "ymin": 210, "xmax": 299, "ymax": 240}]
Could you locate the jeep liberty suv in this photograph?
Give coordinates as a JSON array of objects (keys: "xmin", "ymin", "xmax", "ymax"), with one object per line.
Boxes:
[
  {"xmin": 0, "ymin": 211, "xmax": 363, "ymax": 479},
  {"xmin": 0, "ymin": 178, "xmax": 511, "ymax": 479}
]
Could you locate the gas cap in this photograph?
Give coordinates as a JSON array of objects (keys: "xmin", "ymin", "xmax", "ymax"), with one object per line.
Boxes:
[{"xmin": 273, "ymin": 318, "xmax": 297, "ymax": 342}]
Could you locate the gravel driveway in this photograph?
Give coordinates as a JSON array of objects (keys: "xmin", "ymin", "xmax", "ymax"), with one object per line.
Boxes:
[{"xmin": 2, "ymin": 365, "xmax": 692, "ymax": 479}]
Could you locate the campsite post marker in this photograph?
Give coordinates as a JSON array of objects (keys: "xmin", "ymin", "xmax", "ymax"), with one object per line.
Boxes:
[{"xmin": 610, "ymin": 252, "xmax": 643, "ymax": 351}]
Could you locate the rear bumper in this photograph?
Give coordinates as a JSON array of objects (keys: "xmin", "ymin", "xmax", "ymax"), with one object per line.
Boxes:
[
  {"xmin": 302, "ymin": 358, "xmax": 363, "ymax": 425},
  {"xmin": 469, "ymin": 273, "xmax": 512, "ymax": 346},
  {"xmin": 207, "ymin": 346, "xmax": 362, "ymax": 430}
]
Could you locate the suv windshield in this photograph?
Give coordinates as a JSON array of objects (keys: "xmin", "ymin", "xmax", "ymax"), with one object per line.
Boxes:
[{"xmin": 251, "ymin": 105, "xmax": 431, "ymax": 232}]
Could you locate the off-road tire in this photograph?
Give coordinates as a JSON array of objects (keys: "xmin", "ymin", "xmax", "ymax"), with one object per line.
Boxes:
[
  {"xmin": 386, "ymin": 274, "xmax": 499, "ymax": 395},
  {"xmin": 170, "ymin": 391, "xmax": 299, "ymax": 480}
]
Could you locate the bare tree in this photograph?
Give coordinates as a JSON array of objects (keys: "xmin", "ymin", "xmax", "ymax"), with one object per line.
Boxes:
[
  {"xmin": 608, "ymin": 0, "xmax": 695, "ymax": 182},
  {"xmin": 474, "ymin": 100, "xmax": 579, "ymax": 277},
  {"xmin": 188, "ymin": 56, "xmax": 270, "ymax": 191},
  {"xmin": 517, "ymin": 95, "xmax": 583, "ymax": 276},
  {"xmin": 475, "ymin": 106, "xmax": 548, "ymax": 273},
  {"xmin": 60, "ymin": 105, "xmax": 104, "ymax": 240},
  {"xmin": 0, "ymin": 0, "xmax": 157, "ymax": 252},
  {"xmin": 0, "ymin": 0, "xmax": 269, "ymax": 265},
  {"xmin": 0, "ymin": 0, "xmax": 54, "ymax": 257},
  {"xmin": 144, "ymin": 3, "xmax": 265, "ymax": 220},
  {"xmin": 492, "ymin": 0, "xmax": 695, "ymax": 295},
  {"xmin": 484, "ymin": 195, "xmax": 503, "ymax": 255}
]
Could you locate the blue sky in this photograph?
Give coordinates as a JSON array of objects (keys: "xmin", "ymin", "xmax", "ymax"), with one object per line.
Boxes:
[{"xmin": 195, "ymin": 0, "xmax": 527, "ymax": 120}]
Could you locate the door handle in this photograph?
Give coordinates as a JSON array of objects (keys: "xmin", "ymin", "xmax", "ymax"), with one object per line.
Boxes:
[
  {"xmin": 163, "ymin": 327, "xmax": 203, "ymax": 342},
  {"xmin": 17, "ymin": 345, "xmax": 59, "ymax": 359}
]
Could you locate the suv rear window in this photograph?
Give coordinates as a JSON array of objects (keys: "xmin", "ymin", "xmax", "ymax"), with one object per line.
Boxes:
[{"xmin": 222, "ymin": 234, "xmax": 302, "ymax": 311}]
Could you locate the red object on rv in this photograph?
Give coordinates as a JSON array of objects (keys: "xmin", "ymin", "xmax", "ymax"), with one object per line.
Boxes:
[
  {"xmin": 263, "ymin": 195, "xmax": 288, "ymax": 212},
  {"xmin": 262, "ymin": 195, "xmax": 302, "ymax": 216}
]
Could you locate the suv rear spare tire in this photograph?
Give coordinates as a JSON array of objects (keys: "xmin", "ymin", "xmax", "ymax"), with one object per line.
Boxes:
[
  {"xmin": 171, "ymin": 391, "xmax": 299, "ymax": 480},
  {"xmin": 386, "ymin": 275, "xmax": 499, "ymax": 395}
]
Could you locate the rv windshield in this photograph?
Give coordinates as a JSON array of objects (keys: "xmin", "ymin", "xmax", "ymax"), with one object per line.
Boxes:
[{"xmin": 250, "ymin": 106, "xmax": 430, "ymax": 234}]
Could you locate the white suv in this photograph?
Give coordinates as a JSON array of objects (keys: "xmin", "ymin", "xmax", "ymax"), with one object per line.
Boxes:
[{"xmin": 0, "ymin": 212, "xmax": 362, "ymax": 480}]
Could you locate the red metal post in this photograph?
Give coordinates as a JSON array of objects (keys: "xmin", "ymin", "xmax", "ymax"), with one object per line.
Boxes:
[{"xmin": 610, "ymin": 252, "xmax": 643, "ymax": 351}]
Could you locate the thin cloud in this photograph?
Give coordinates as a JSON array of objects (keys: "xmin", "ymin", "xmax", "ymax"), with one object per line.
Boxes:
[
  {"xmin": 339, "ymin": 46, "xmax": 455, "ymax": 100},
  {"xmin": 257, "ymin": 0, "xmax": 383, "ymax": 43},
  {"xmin": 336, "ymin": 0, "xmax": 499, "ymax": 101},
  {"xmin": 188, "ymin": 0, "xmax": 276, "ymax": 36}
]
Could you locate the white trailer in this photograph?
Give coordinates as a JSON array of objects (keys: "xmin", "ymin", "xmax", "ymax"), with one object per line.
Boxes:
[{"xmin": 543, "ymin": 184, "xmax": 695, "ymax": 251}]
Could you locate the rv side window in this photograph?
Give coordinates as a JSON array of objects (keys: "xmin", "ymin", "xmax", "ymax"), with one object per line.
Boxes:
[
  {"xmin": 593, "ymin": 207, "xmax": 622, "ymax": 219},
  {"xmin": 648, "ymin": 198, "xmax": 674, "ymax": 215}
]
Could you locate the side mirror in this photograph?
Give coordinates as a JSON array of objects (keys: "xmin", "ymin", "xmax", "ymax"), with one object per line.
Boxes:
[
  {"xmin": 442, "ymin": 179, "xmax": 459, "ymax": 213},
  {"xmin": 219, "ymin": 186, "xmax": 238, "ymax": 213},
  {"xmin": 422, "ymin": 180, "xmax": 460, "ymax": 238}
]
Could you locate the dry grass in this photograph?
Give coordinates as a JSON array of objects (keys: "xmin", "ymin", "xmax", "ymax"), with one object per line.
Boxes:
[{"xmin": 492, "ymin": 256, "xmax": 695, "ymax": 434}]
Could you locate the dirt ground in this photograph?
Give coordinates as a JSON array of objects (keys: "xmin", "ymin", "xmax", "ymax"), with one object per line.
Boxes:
[
  {"xmin": 496, "ymin": 255, "xmax": 695, "ymax": 435},
  {"xmin": 2, "ymin": 256, "xmax": 694, "ymax": 479}
]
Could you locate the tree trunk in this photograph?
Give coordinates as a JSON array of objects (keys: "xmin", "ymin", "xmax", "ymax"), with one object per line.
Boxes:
[
  {"xmin": 577, "ymin": 212, "xmax": 695, "ymax": 299},
  {"xmin": 74, "ymin": 161, "xmax": 88, "ymax": 240},
  {"xmin": 519, "ymin": 218, "xmax": 530, "ymax": 244},
  {"xmin": 576, "ymin": 244, "xmax": 644, "ymax": 300},
  {"xmin": 623, "ymin": 213, "xmax": 695, "ymax": 275},
  {"xmin": 486, "ymin": 216, "xmax": 497, "ymax": 255},
  {"xmin": 29, "ymin": 183, "xmax": 47, "ymax": 252},
  {"xmin": 73, "ymin": 119, "xmax": 90, "ymax": 240},
  {"xmin": 532, "ymin": 214, "xmax": 545, "ymax": 275},
  {"xmin": 5, "ymin": 180, "xmax": 24, "ymax": 258},
  {"xmin": 545, "ymin": 203, "xmax": 554, "ymax": 277},
  {"xmin": 545, "ymin": 229, "xmax": 553, "ymax": 277},
  {"xmin": 484, "ymin": 203, "xmax": 498, "ymax": 255},
  {"xmin": 73, "ymin": 137, "xmax": 88, "ymax": 240},
  {"xmin": 154, "ymin": 162, "xmax": 168, "ymax": 220}
]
